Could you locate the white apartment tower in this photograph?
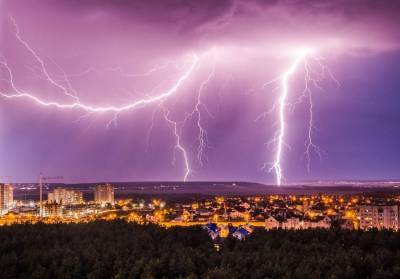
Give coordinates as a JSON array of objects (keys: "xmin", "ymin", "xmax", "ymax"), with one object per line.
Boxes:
[
  {"xmin": 359, "ymin": 205, "xmax": 398, "ymax": 230},
  {"xmin": 0, "ymin": 184, "xmax": 14, "ymax": 215},
  {"xmin": 94, "ymin": 184, "xmax": 115, "ymax": 205},
  {"xmin": 48, "ymin": 187, "xmax": 83, "ymax": 205}
]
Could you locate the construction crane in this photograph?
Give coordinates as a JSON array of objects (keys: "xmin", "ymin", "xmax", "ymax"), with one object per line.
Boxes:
[{"xmin": 39, "ymin": 174, "xmax": 63, "ymax": 217}]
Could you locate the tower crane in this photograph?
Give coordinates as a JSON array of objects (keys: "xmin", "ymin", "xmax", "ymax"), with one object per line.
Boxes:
[{"xmin": 39, "ymin": 174, "xmax": 63, "ymax": 217}]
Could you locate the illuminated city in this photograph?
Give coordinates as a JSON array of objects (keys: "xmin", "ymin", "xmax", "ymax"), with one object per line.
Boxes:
[
  {"xmin": 1, "ymin": 0, "xmax": 400, "ymax": 278},
  {"xmin": 2, "ymin": 181, "xmax": 400, "ymax": 232}
]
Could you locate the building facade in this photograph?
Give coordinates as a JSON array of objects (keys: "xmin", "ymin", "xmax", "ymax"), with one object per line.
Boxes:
[
  {"xmin": 0, "ymin": 184, "xmax": 14, "ymax": 215},
  {"xmin": 48, "ymin": 187, "xmax": 83, "ymax": 205},
  {"xmin": 265, "ymin": 216, "xmax": 280, "ymax": 230},
  {"xmin": 281, "ymin": 217, "xmax": 301, "ymax": 230},
  {"xmin": 265, "ymin": 216, "xmax": 331, "ymax": 230},
  {"xmin": 302, "ymin": 216, "xmax": 331, "ymax": 229},
  {"xmin": 94, "ymin": 184, "xmax": 115, "ymax": 205},
  {"xmin": 359, "ymin": 205, "xmax": 398, "ymax": 230},
  {"xmin": 43, "ymin": 202, "xmax": 63, "ymax": 217}
]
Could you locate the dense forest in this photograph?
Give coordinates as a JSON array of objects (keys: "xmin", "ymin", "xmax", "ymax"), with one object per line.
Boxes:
[{"xmin": 1, "ymin": 221, "xmax": 400, "ymax": 278}]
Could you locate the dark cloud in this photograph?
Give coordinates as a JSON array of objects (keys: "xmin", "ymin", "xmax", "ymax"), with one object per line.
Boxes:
[{"xmin": 3, "ymin": 0, "xmax": 400, "ymax": 52}]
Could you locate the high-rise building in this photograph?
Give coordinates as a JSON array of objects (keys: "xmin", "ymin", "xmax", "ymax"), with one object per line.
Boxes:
[
  {"xmin": 0, "ymin": 184, "xmax": 14, "ymax": 215},
  {"xmin": 94, "ymin": 184, "xmax": 115, "ymax": 205},
  {"xmin": 359, "ymin": 205, "xmax": 398, "ymax": 230},
  {"xmin": 43, "ymin": 202, "xmax": 63, "ymax": 217},
  {"xmin": 48, "ymin": 187, "xmax": 83, "ymax": 205}
]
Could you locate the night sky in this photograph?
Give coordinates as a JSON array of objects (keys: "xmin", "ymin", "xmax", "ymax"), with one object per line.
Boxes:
[{"xmin": 1, "ymin": 0, "xmax": 399, "ymax": 183}]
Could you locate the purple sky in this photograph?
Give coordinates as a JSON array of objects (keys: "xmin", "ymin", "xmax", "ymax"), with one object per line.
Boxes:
[{"xmin": 1, "ymin": 0, "xmax": 399, "ymax": 184}]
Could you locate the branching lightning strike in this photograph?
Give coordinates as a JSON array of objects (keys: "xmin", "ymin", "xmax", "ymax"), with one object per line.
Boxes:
[
  {"xmin": 145, "ymin": 52, "xmax": 217, "ymax": 180},
  {"xmin": 0, "ymin": 17, "xmax": 205, "ymax": 181},
  {"xmin": 0, "ymin": 55, "xmax": 199, "ymax": 113},
  {"xmin": 0, "ymin": 17, "xmax": 222, "ymax": 182},
  {"xmin": 269, "ymin": 51, "xmax": 308, "ymax": 186},
  {"xmin": 1, "ymin": 17, "xmax": 337, "ymax": 184},
  {"xmin": 263, "ymin": 49, "xmax": 338, "ymax": 185},
  {"xmin": 187, "ymin": 58, "xmax": 216, "ymax": 167}
]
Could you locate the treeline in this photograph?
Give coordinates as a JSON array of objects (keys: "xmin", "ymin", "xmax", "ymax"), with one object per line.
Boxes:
[{"xmin": 1, "ymin": 221, "xmax": 400, "ymax": 278}]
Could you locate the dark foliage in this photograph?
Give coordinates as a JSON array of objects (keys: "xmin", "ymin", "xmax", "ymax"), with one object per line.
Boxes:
[{"xmin": 1, "ymin": 221, "xmax": 400, "ymax": 278}]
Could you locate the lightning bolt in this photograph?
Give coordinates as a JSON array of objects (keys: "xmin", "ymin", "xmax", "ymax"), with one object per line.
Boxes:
[
  {"xmin": 161, "ymin": 106, "xmax": 191, "ymax": 181},
  {"xmin": 145, "ymin": 51, "xmax": 217, "ymax": 180},
  {"xmin": 263, "ymin": 48, "xmax": 338, "ymax": 186},
  {"xmin": 2, "ymin": 17, "xmax": 339, "ymax": 185},
  {"xmin": 8, "ymin": 16, "xmax": 80, "ymax": 102},
  {"xmin": 302, "ymin": 58, "xmax": 322, "ymax": 173},
  {"xmin": 187, "ymin": 57, "xmax": 216, "ymax": 167},
  {"xmin": 269, "ymin": 51, "xmax": 308, "ymax": 186},
  {"xmin": 297, "ymin": 54, "xmax": 339, "ymax": 173},
  {"xmin": 0, "ymin": 17, "xmax": 204, "ymax": 181},
  {"xmin": 0, "ymin": 55, "xmax": 199, "ymax": 113}
]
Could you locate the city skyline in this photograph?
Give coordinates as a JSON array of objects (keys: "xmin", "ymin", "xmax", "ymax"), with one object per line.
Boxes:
[{"xmin": 1, "ymin": 0, "xmax": 399, "ymax": 184}]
